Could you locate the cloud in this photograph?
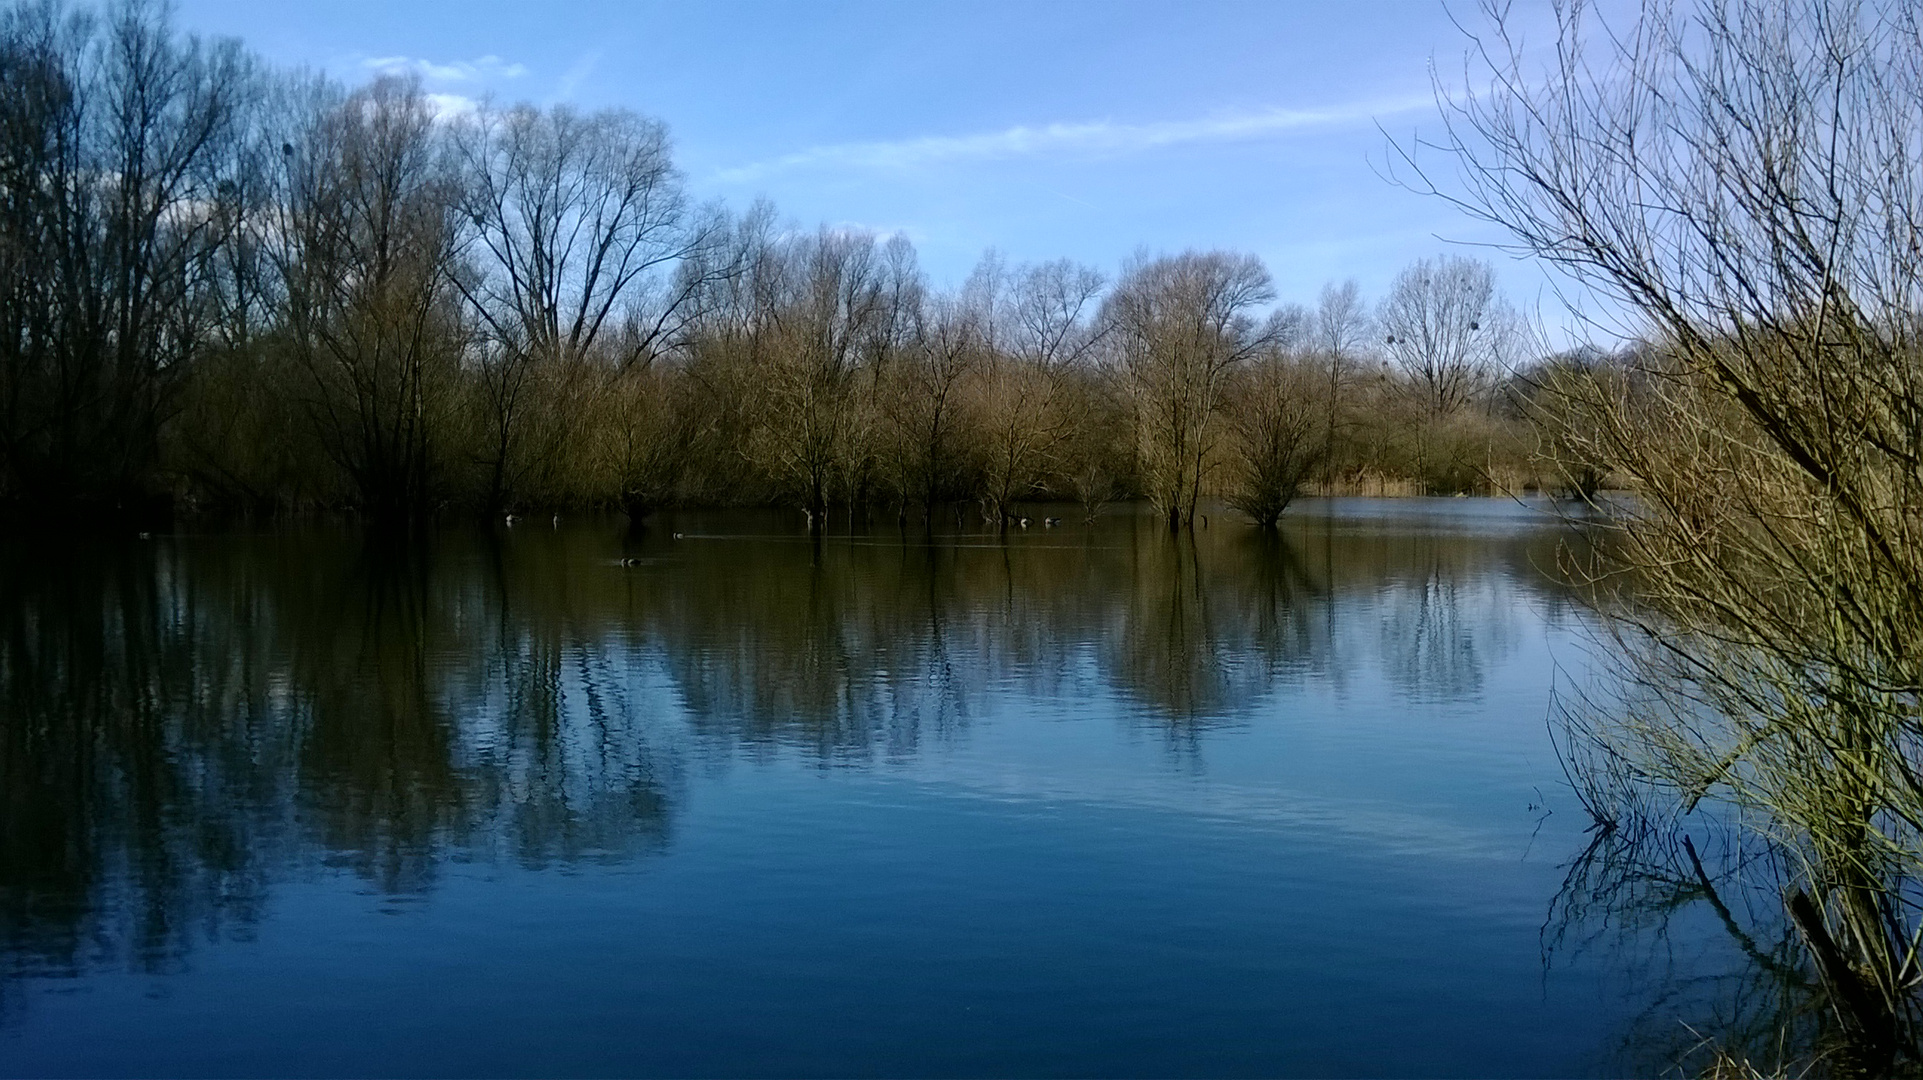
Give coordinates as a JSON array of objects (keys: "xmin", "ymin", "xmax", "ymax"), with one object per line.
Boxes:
[
  {"xmin": 360, "ymin": 54, "xmax": 528, "ymax": 84},
  {"xmin": 553, "ymin": 50, "xmax": 602, "ymax": 101},
  {"xmin": 425, "ymin": 93, "xmax": 480, "ymax": 120},
  {"xmin": 715, "ymin": 95, "xmax": 1433, "ymax": 183}
]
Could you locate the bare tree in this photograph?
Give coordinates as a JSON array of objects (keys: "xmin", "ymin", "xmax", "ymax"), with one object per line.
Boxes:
[
  {"xmin": 1013, "ymin": 258, "xmax": 1107, "ymax": 370},
  {"xmin": 448, "ymin": 101, "xmax": 713, "ymax": 511},
  {"xmin": 1410, "ymin": 0, "xmax": 1923, "ymax": 1067},
  {"xmin": 274, "ymin": 75, "xmax": 464, "ymax": 519},
  {"xmin": 740, "ymin": 226, "xmax": 891, "ymax": 526},
  {"xmin": 881, "ymin": 290, "xmax": 971, "ymax": 517},
  {"xmin": 0, "ymin": 0, "xmax": 254, "ymax": 516},
  {"xmin": 846, "ymin": 233, "xmax": 925, "ymax": 510},
  {"xmin": 1226, "ymin": 312, "xmax": 1324, "ymax": 527},
  {"xmin": 1106, "ymin": 251, "xmax": 1277, "ymax": 529},
  {"xmin": 1314, "ymin": 279, "xmax": 1370, "ymax": 488},
  {"xmin": 969, "ymin": 257, "xmax": 1106, "ymax": 527},
  {"xmin": 1378, "ymin": 255, "xmax": 1511, "ymax": 418}
]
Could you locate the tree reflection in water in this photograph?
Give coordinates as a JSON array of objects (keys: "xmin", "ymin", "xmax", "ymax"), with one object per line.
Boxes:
[
  {"xmin": 1528, "ymin": 521, "xmax": 1880, "ymax": 1074},
  {"xmin": 0, "ymin": 526, "xmax": 684, "ymax": 997},
  {"xmin": 0, "ymin": 502, "xmax": 1585, "ymax": 1014},
  {"xmin": 1538, "ymin": 813, "xmax": 1845, "ymax": 1076}
]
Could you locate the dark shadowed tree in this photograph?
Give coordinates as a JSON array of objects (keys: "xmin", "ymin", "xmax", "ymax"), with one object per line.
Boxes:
[
  {"xmin": 0, "ymin": 0, "xmax": 254, "ymax": 517},
  {"xmin": 448, "ymin": 101, "xmax": 719, "ymax": 512},
  {"xmin": 274, "ymin": 75, "xmax": 464, "ymax": 520}
]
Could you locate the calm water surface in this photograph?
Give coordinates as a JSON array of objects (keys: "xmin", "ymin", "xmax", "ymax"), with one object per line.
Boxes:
[{"xmin": 1, "ymin": 500, "xmax": 1756, "ymax": 1076}]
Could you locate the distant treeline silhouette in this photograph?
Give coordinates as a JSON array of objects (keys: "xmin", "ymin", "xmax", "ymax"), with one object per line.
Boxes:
[{"xmin": 0, "ymin": 0, "xmax": 1582, "ymax": 528}]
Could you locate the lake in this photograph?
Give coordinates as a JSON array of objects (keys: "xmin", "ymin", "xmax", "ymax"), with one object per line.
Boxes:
[{"xmin": 0, "ymin": 499, "xmax": 1763, "ymax": 1076}]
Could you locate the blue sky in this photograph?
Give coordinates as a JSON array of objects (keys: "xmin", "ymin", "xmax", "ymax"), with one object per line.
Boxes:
[{"xmin": 175, "ymin": 0, "xmax": 1571, "ymax": 318}]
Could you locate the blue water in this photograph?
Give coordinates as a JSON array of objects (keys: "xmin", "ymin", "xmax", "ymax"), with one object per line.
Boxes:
[{"xmin": 0, "ymin": 500, "xmax": 1750, "ymax": 1076}]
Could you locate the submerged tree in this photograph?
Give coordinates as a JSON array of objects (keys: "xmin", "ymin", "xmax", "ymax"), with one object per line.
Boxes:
[
  {"xmin": 971, "ymin": 256, "xmax": 1106, "ymax": 528},
  {"xmin": 881, "ymin": 289, "xmax": 971, "ymax": 516},
  {"xmin": 1411, "ymin": 0, "xmax": 1923, "ymax": 1068},
  {"xmin": 275, "ymin": 75, "xmax": 464, "ymax": 520},
  {"xmin": 448, "ymin": 100, "xmax": 711, "ymax": 512},
  {"xmin": 1225, "ymin": 315, "xmax": 1324, "ymax": 528},
  {"xmin": 0, "ymin": 0, "xmax": 254, "ymax": 516},
  {"xmin": 739, "ymin": 227, "xmax": 899, "ymax": 525},
  {"xmin": 1108, "ymin": 251, "xmax": 1279, "ymax": 530}
]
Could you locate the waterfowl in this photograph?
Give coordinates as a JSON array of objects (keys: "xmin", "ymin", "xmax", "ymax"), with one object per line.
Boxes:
[
  {"xmin": 1018, "ymin": 516, "xmax": 1031, "ymax": 528},
  {"xmin": 1043, "ymin": 517, "xmax": 1061, "ymax": 527}
]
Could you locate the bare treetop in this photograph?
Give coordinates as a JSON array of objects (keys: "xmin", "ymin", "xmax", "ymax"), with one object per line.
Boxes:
[
  {"xmin": 450, "ymin": 101, "xmax": 699, "ymax": 366},
  {"xmin": 1378, "ymin": 254, "xmax": 1512, "ymax": 416}
]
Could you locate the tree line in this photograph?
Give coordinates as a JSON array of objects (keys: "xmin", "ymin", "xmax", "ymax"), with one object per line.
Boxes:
[{"xmin": 0, "ymin": 0, "xmax": 1562, "ymax": 529}]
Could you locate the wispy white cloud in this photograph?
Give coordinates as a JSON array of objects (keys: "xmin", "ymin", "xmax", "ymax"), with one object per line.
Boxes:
[
  {"xmin": 715, "ymin": 95, "xmax": 1433, "ymax": 183},
  {"xmin": 360, "ymin": 54, "xmax": 528, "ymax": 84},
  {"xmin": 552, "ymin": 50, "xmax": 602, "ymax": 101}
]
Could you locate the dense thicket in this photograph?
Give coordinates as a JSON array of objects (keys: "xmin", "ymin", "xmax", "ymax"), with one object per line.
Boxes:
[{"xmin": 0, "ymin": 0, "xmax": 1561, "ymax": 529}]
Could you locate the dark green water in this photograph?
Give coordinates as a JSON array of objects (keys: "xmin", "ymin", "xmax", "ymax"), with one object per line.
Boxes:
[{"xmin": 0, "ymin": 499, "xmax": 1758, "ymax": 1076}]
